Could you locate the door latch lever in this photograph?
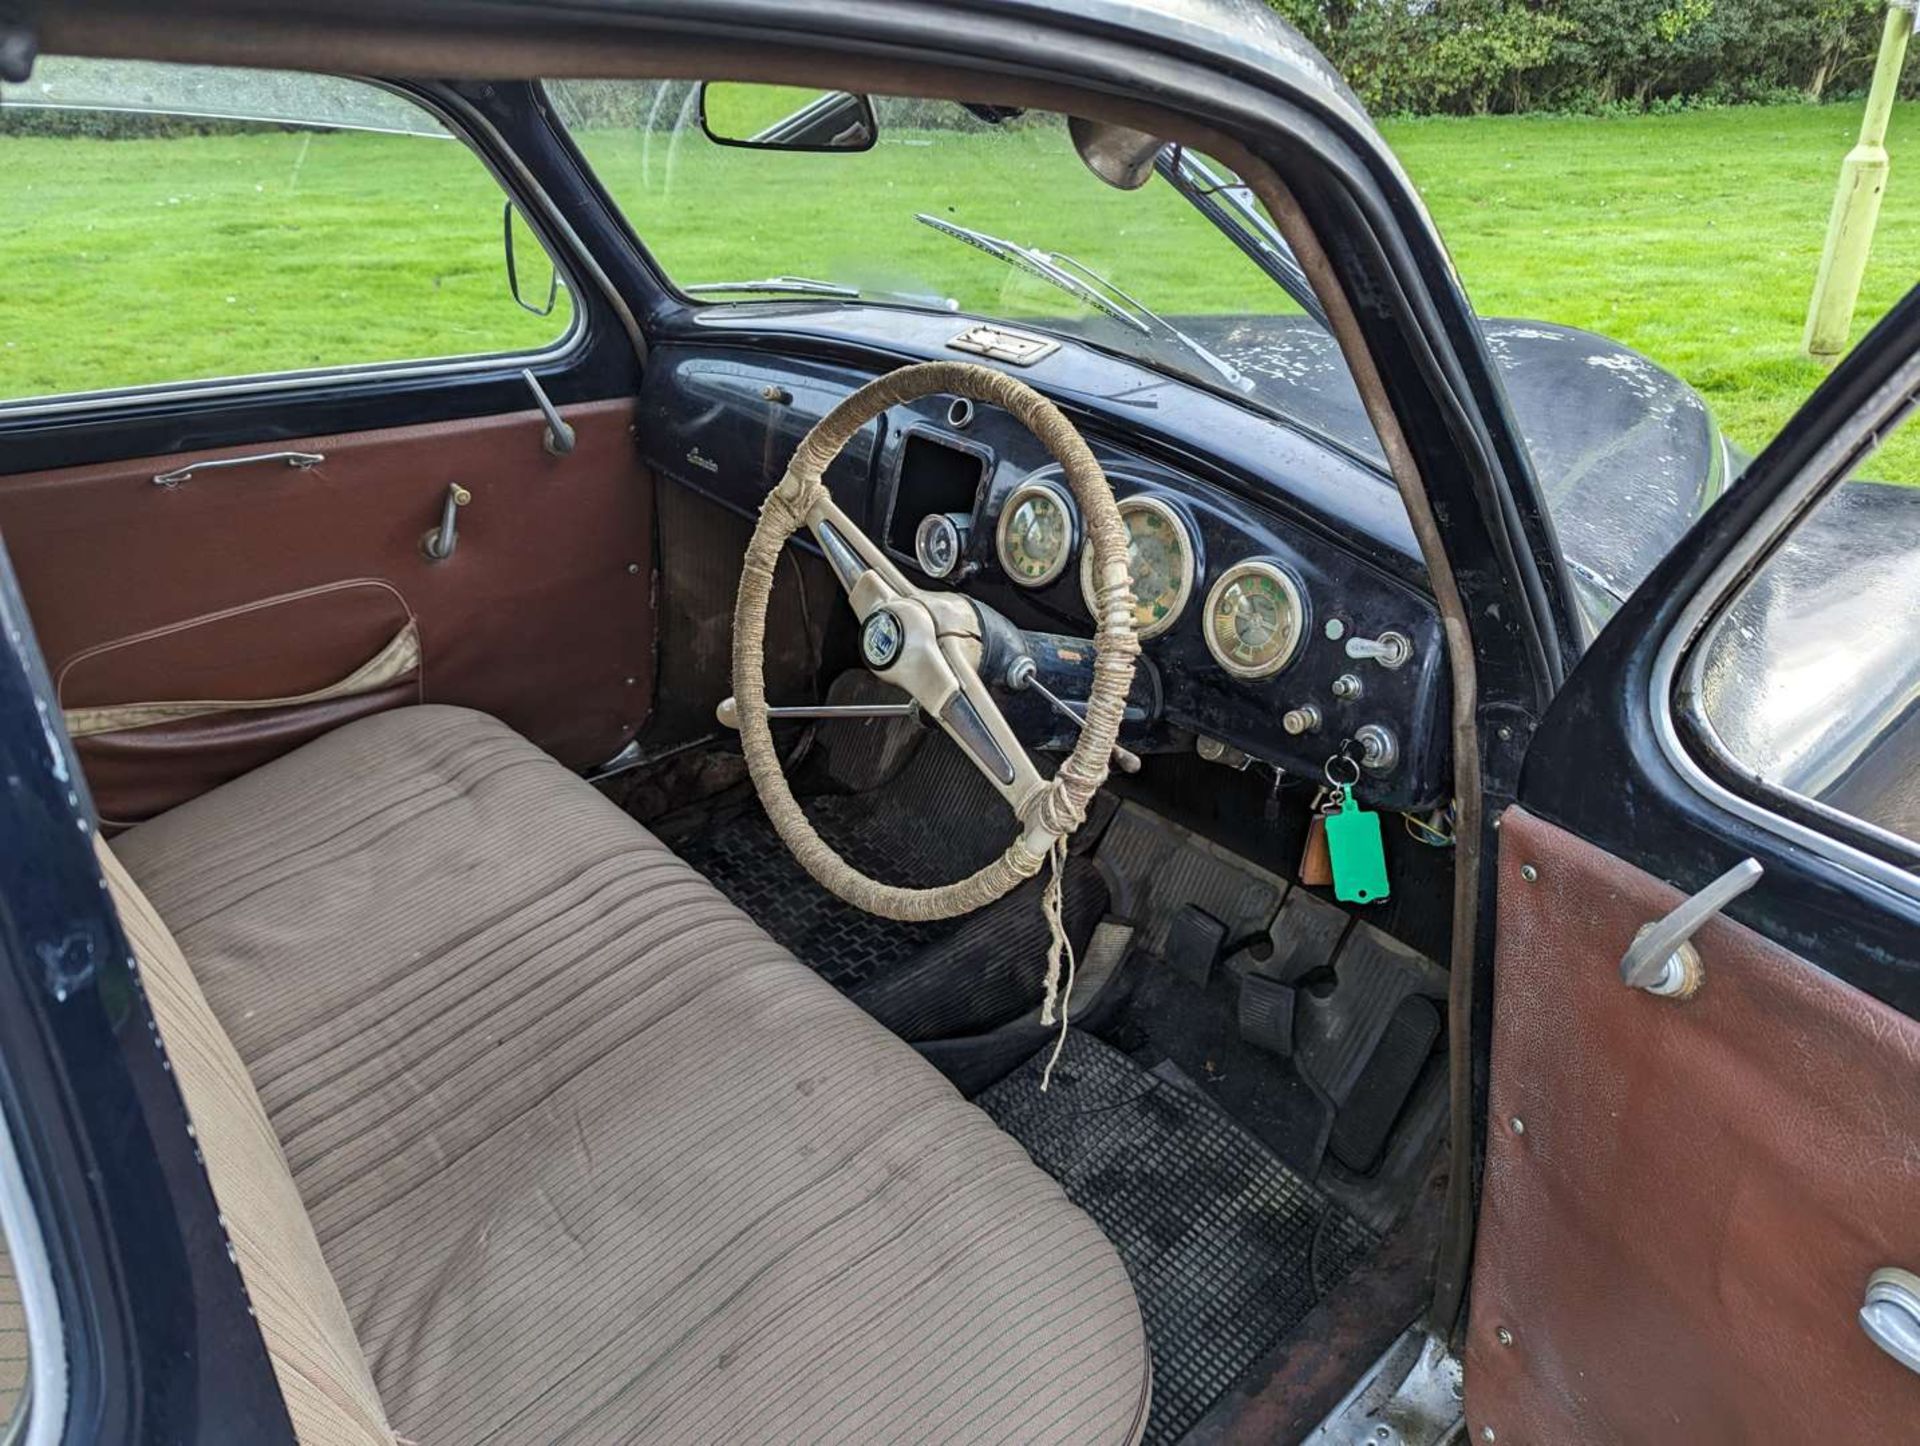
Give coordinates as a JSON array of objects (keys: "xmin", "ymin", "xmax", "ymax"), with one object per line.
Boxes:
[{"xmin": 1619, "ymin": 857, "xmax": 1762, "ymax": 997}]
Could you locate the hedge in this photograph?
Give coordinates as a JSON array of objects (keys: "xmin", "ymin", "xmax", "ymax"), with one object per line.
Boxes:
[{"xmin": 1268, "ymin": 0, "xmax": 1909, "ymax": 116}]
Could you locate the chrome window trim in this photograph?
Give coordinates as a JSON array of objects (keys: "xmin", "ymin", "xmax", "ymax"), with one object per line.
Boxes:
[
  {"xmin": 0, "ymin": 1106, "xmax": 64, "ymax": 1446},
  {"xmin": 0, "ymin": 76, "xmax": 589, "ymax": 423},
  {"xmin": 1650, "ymin": 351, "xmax": 1920, "ymax": 904}
]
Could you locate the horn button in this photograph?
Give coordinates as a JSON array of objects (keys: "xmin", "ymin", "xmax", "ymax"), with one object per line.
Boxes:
[{"xmin": 860, "ymin": 608, "xmax": 906, "ymax": 670}]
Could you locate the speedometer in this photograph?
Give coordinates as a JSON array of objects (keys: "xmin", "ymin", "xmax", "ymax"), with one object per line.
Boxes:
[
  {"xmin": 1080, "ymin": 495, "xmax": 1196, "ymax": 640},
  {"xmin": 996, "ymin": 480, "xmax": 1075, "ymax": 587},
  {"xmin": 1203, "ymin": 560, "xmax": 1307, "ymax": 679}
]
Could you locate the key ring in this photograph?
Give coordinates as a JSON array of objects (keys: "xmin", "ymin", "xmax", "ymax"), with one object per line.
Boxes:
[{"xmin": 1323, "ymin": 745, "xmax": 1362, "ymax": 791}]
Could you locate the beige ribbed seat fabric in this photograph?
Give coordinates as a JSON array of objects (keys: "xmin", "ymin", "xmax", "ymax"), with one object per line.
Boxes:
[
  {"xmin": 116, "ymin": 705, "xmax": 1150, "ymax": 1445},
  {"xmin": 0, "ymin": 1242, "xmax": 24, "ymax": 1434},
  {"xmin": 96, "ymin": 839, "xmax": 395, "ymax": 1446}
]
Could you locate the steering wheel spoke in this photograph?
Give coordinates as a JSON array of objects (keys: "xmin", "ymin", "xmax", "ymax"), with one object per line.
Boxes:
[
  {"xmin": 933, "ymin": 643, "xmax": 1050, "ymax": 817},
  {"xmin": 805, "ymin": 497, "xmax": 906, "ymax": 619}
]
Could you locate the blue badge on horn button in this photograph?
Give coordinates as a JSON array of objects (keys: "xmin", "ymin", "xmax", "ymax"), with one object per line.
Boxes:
[{"xmin": 861, "ymin": 609, "xmax": 904, "ymax": 669}]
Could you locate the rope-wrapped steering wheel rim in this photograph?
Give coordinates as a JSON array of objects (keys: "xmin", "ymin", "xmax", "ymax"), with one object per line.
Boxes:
[{"xmin": 731, "ymin": 360, "xmax": 1140, "ymax": 921}]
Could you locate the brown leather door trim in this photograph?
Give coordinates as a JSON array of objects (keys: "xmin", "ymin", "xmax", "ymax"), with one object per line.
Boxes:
[
  {"xmin": 1, "ymin": 398, "xmax": 655, "ymax": 818},
  {"xmin": 1465, "ymin": 806, "xmax": 1920, "ymax": 1443}
]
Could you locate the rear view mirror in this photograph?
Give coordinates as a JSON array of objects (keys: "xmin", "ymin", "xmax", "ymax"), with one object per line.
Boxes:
[
  {"xmin": 1068, "ymin": 116, "xmax": 1167, "ymax": 191},
  {"xmin": 697, "ymin": 82, "xmax": 877, "ymax": 153},
  {"xmin": 502, "ymin": 201, "xmax": 559, "ymax": 316}
]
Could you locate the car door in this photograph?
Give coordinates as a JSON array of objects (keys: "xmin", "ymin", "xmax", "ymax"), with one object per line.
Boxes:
[
  {"xmin": 0, "ymin": 59, "xmax": 656, "ymax": 825},
  {"xmin": 1463, "ymin": 285, "xmax": 1920, "ymax": 1442}
]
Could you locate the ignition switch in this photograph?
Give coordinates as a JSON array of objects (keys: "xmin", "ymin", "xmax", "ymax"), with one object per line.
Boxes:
[{"xmin": 1354, "ymin": 723, "xmax": 1400, "ymax": 774}]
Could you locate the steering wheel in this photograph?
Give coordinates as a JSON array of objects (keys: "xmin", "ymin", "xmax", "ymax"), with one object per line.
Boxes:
[{"xmin": 732, "ymin": 360, "xmax": 1141, "ymax": 921}]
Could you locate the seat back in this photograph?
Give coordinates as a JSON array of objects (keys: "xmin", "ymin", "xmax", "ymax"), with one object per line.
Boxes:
[{"xmin": 96, "ymin": 840, "xmax": 393, "ymax": 1446}]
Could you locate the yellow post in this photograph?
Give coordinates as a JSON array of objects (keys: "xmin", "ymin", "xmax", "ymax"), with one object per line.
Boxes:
[{"xmin": 1805, "ymin": 3, "xmax": 1914, "ymax": 359}]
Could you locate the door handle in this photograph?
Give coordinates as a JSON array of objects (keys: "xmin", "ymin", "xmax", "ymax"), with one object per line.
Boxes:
[
  {"xmin": 1619, "ymin": 857, "xmax": 1762, "ymax": 997},
  {"xmin": 151, "ymin": 450, "xmax": 325, "ymax": 488},
  {"xmin": 1862, "ymin": 1269, "xmax": 1920, "ymax": 1376}
]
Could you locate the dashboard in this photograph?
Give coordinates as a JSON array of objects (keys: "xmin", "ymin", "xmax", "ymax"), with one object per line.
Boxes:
[{"xmin": 637, "ymin": 339, "xmax": 1451, "ymax": 811}]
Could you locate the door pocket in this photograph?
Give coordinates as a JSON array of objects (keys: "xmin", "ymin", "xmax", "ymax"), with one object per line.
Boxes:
[{"xmin": 57, "ymin": 579, "xmax": 423, "ymax": 825}]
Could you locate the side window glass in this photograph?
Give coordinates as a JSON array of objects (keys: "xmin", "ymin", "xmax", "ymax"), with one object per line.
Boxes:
[
  {"xmin": 0, "ymin": 59, "xmax": 575, "ymax": 405},
  {"xmin": 1685, "ymin": 409, "xmax": 1920, "ymax": 848}
]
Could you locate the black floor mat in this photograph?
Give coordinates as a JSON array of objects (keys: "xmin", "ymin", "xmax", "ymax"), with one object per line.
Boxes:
[
  {"xmin": 668, "ymin": 734, "xmax": 1017, "ymax": 991},
  {"xmin": 670, "ymin": 807, "xmax": 954, "ymax": 989},
  {"xmin": 979, "ymin": 1031, "xmax": 1380, "ymax": 1445}
]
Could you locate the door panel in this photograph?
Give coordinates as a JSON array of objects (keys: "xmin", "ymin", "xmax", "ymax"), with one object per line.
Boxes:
[
  {"xmin": 0, "ymin": 399, "xmax": 653, "ymax": 821},
  {"xmin": 1465, "ymin": 806, "xmax": 1920, "ymax": 1442}
]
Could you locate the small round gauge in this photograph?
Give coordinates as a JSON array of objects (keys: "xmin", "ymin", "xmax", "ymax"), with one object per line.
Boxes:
[
  {"xmin": 1080, "ymin": 495, "xmax": 1196, "ymax": 640},
  {"xmin": 997, "ymin": 480, "xmax": 1075, "ymax": 587},
  {"xmin": 914, "ymin": 511, "xmax": 969, "ymax": 579},
  {"xmin": 1203, "ymin": 560, "xmax": 1307, "ymax": 679}
]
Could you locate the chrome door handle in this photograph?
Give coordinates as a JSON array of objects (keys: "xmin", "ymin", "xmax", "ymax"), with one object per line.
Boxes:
[
  {"xmin": 1863, "ymin": 1269, "xmax": 1920, "ymax": 1376},
  {"xmin": 1619, "ymin": 857, "xmax": 1762, "ymax": 997},
  {"xmin": 151, "ymin": 451, "xmax": 325, "ymax": 488}
]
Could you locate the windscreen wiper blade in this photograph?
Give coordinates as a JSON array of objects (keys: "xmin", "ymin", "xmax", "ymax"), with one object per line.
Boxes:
[
  {"xmin": 683, "ymin": 274, "xmax": 861, "ymax": 299},
  {"xmin": 914, "ymin": 213, "xmax": 1252, "ymax": 391}
]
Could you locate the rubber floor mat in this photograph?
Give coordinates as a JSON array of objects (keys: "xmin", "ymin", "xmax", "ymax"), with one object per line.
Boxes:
[
  {"xmin": 668, "ymin": 734, "xmax": 1008, "ymax": 990},
  {"xmin": 979, "ymin": 1031, "xmax": 1380, "ymax": 1444}
]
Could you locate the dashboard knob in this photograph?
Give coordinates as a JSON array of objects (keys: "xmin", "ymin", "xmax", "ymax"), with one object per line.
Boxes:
[{"xmin": 1282, "ymin": 705, "xmax": 1322, "ymax": 736}]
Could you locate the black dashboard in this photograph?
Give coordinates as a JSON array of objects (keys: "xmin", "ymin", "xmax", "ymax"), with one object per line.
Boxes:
[{"xmin": 637, "ymin": 336, "xmax": 1451, "ymax": 811}]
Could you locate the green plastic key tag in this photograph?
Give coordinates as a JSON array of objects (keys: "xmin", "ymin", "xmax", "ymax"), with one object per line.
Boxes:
[{"xmin": 1324, "ymin": 787, "xmax": 1390, "ymax": 905}]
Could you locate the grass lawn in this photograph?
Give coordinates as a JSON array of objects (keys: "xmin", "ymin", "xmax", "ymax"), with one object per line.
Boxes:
[
  {"xmin": 3, "ymin": 101, "xmax": 1916, "ymax": 478},
  {"xmin": 1381, "ymin": 104, "xmax": 1920, "ymax": 481}
]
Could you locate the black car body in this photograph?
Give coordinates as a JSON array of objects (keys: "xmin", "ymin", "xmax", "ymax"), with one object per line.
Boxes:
[{"xmin": 0, "ymin": 1, "xmax": 1915, "ymax": 1442}]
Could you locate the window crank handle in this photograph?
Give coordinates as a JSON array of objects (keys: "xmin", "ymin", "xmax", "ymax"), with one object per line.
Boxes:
[{"xmin": 421, "ymin": 483, "xmax": 472, "ymax": 561}]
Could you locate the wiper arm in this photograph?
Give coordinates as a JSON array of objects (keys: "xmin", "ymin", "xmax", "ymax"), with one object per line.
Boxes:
[
  {"xmin": 1156, "ymin": 149, "xmax": 1329, "ymax": 329},
  {"xmin": 684, "ymin": 274, "xmax": 861, "ymax": 299},
  {"xmin": 914, "ymin": 213, "xmax": 1251, "ymax": 391},
  {"xmin": 913, "ymin": 214, "xmax": 1148, "ymax": 335}
]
